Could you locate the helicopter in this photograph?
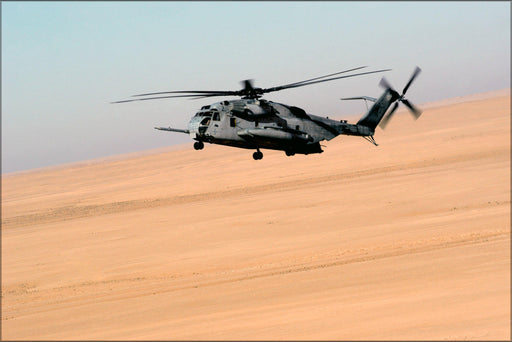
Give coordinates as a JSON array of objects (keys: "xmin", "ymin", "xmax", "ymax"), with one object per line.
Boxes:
[{"xmin": 113, "ymin": 66, "xmax": 422, "ymax": 160}]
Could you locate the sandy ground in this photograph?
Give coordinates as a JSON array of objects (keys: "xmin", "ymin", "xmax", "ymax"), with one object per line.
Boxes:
[{"xmin": 2, "ymin": 90, "xmax": 510, "ymax": 340}]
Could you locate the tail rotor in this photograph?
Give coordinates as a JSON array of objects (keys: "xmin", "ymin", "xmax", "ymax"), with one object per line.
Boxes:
[{"xmin": 379, "ymin": 66, "xmax": 422, "ymax": 129}]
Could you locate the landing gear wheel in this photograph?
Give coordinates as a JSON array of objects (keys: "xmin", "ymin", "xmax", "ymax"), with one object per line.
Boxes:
[
  {"xmin": 193, "ymin": 141, "xmax": 204, "ymax": 150},
  {"xmin": 252, "ymin": 151, "xmax": 263, "ymax": 160},
  {"xmin": 285, "ymin": 150, "xmax": 295, "ymax": 156}
]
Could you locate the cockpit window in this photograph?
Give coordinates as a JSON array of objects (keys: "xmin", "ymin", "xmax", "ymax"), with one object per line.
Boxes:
[
  {"xmin": 213, "ymin": 112, "xmax": 220, "ymax": 121},
  {"xmin": 195, "ymin": 110, "xmax": 218, "ymax": 118}
]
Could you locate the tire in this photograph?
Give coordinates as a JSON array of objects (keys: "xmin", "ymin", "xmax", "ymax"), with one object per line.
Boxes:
[{"xmin": 253, "ymin": 151, "xmax": 263, "ymax": 160}]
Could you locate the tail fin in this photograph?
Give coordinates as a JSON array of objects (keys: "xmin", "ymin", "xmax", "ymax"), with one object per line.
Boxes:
[{"xmin": 356, "ymin": 89, "xmax": 398, "ymax": 130}]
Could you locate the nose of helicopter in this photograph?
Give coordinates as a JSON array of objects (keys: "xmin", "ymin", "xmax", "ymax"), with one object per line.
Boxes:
[{"xmin": 187, "ymin": 116, "xmax": 202, "ymax": 138}]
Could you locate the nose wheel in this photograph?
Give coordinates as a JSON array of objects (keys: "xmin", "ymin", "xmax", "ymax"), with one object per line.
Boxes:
[
  {"xmin": 252, "ymin": 149, "xmax": 263, "ymax": 160},
  {"xmin": 194, "ymin": 141, "xmax": 204, "ymax": 150}
]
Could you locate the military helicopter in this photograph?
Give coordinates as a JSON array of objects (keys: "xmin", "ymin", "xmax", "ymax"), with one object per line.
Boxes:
[{"xmin": 113, "ymin": 66, "xmax": 422, "ymax": 160}]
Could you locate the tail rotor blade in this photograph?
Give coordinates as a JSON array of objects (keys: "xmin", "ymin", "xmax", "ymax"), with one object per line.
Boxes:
[
  {"xmin": 379, "ymin": 113, "xmax": 392, "ymax": 130},
  {"xmin": 402, "ymin": 99, "xmax": 422, "ymax": 119},
  {"xmin": 402, "ymin": 66, "xmax": 421, "ymax": 95},
  {"xmin": 379, "ymin": 102, "xmax": 399, "ymax": 129},
  {"xmin": 379, "ymin": 77, "xmax": 394, "ymax": 91}
]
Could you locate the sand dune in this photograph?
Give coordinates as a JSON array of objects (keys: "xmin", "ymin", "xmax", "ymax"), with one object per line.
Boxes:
[{"xmin": 2, "ymin": 90, "xmax": 510, "ymax": 340}]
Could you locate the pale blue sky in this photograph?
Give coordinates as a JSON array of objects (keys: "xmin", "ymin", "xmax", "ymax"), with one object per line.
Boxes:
[{"xmin": 2, "ymin": 1, "xmax": 510, "ymax": 173}]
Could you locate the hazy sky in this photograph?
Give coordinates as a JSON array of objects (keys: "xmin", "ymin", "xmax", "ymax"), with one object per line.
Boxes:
[{"xmin": 2, "ymin": 1, "xmax": 510, "ymax": 173}]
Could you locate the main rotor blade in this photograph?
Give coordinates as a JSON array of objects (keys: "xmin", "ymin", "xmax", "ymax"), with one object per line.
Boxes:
[
  {"xmin": 401, "ymin": 99, "xmax": 422, "ymax": 119},
  {"xmin": 263, "ymin": 69, "xmax": 391, "ymax": 94},
  {"xmin": 132, "ymin": 90, "xmax": 239, "ymax": 97},
  {"xmin": 402, "ymin": 66, "xmax": 421, "ymax": 95},
  {"xmin": 111, "ymin": 93, "xmax": 230, "ymax": 104},
  {"xmin": 187, "ymin": 93, "xmax": 242, "ymax": 100},
  {"xmin": 116, "ymin": 67, "xmax": 391, "ymax": 103},
  {"xmin": 241, "ymin": 79, "xmax": 255, "ymax": 91},
  {"xmin": 276, "ymin": 66, "xmax": 367, "ymax": 88},
  {"xmin": 379, "ymin": 102, "xmax": 399, "ymax": 129},
  {"xmin": 132, "ymin": 67, "xmax": 371, "ymax": 99}
]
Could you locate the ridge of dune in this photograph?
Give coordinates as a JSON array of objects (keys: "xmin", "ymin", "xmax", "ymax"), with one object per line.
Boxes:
[
  {"xmin": 420, "ymin": 88, "xmax": 510, "ymax": 109},
  {"xmin": 1, "ymin": 90, "xmax": 510, "ymax": 340}
]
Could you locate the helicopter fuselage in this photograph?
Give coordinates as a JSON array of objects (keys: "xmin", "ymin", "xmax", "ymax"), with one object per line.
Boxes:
[{"xmin": 183, "ymin": 98, "xmax": 373, "ymax": 156}]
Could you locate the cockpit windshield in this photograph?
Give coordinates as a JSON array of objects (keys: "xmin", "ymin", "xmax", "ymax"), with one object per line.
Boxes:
[{"xmin": 194, "ymin": 108, "xmax": 219, "ymax": 118}]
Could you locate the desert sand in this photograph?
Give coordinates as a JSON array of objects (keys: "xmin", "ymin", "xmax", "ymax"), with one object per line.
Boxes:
[{"xmin": 2, "ymin": 90, "xmax": 510, "ymax": 340}]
